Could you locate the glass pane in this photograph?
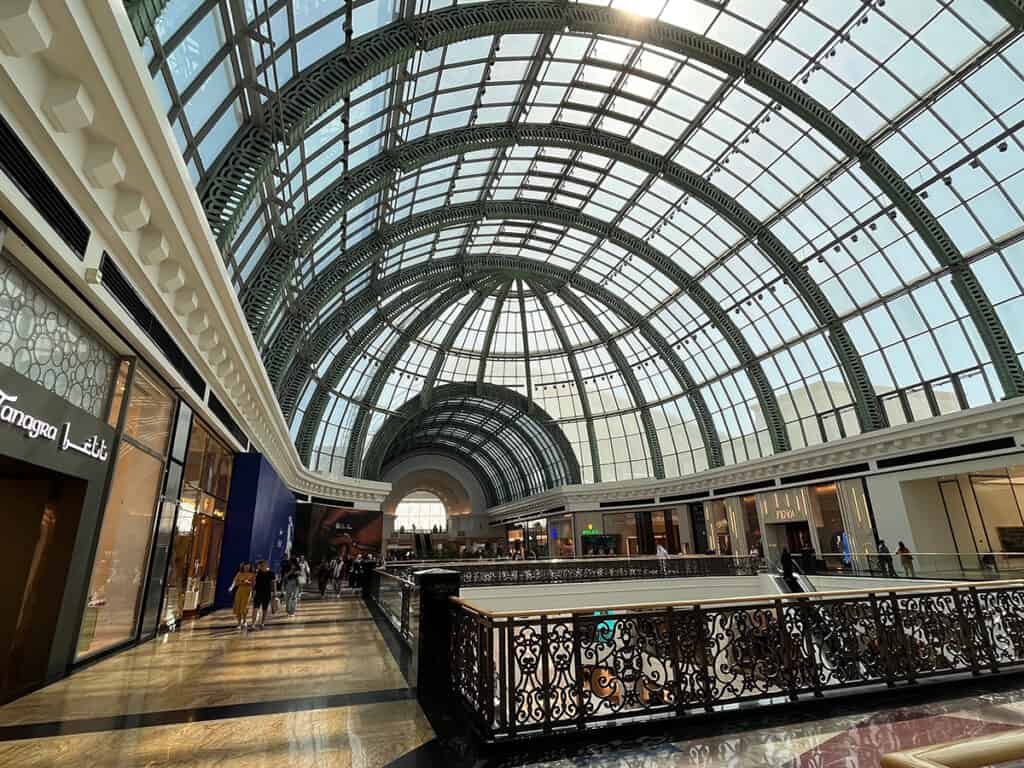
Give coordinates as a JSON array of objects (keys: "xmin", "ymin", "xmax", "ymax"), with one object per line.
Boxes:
[
  {"xmin": 122, "ymin": 365, "xmax": 174, "ymax": 454},
  {"xmin": 76, "ymin": 442, "xmax": 163, "ymax": 659}
]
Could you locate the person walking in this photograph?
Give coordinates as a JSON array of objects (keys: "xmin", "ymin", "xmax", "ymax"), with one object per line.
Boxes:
[
  {"xmin": 229, "ymin": 562, "xmax": 254, "ymax": 629},
  {"xmin": 780, "ymin": 547, "xmax": 800, "ymax": 592},
  {"xmin": 297, "ymin": 556, "xmax": 310, "ymax": 602},
  {"xmin": 317, "ymin": 560, "xmax": 331, "ymax": 597},
  {"xmin": 251, "ymin": 560, "xmax": 274, "ymax": 629},
  {"xmin": 897, "ymin": 541, "xmax": 915, "ymax": 578},
  {"xmin": 282, "ymin": 557, "xmax": 301, "ymax": 615},
  {"xmin": 877, "ymin": 540, "xmax": 896, "ymax": 577}
]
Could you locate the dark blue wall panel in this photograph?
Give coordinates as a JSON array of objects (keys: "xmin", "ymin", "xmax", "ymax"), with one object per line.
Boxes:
[{"xmin": 215, "ymin": 453, "xmax": 295, "ymax": 609}]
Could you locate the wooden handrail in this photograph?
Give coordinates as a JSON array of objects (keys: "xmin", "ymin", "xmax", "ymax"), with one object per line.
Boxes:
[
  {"xmin": 449, "ymin": 578, "xmax": 1024, "ymax": 619},
  {"xmin": 881, "ymin": 728, "xmax": 1024, "ymax": 767}
]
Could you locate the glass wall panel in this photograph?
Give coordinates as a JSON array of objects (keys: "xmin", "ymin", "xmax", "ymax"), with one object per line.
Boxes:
[
  {"xmin": 163, "ymin": 419, "xmax": 234, "ymax": 625},
  {"xmin": 76, "ymin": 364, "xmax": 173, "ymax": 660}
]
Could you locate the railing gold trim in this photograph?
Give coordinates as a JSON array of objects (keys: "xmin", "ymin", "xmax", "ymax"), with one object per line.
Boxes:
[
  {"xmin": 450, "ymin": 578, "xmax": 1024, "ymax": 619},
  {"xmin": 881, "ymin": 728, "xmax": 1024, "ymax": 767}
]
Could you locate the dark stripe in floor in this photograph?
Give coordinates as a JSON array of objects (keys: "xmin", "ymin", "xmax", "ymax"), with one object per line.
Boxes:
[
  {"xmin": 0, "ymin": 687, "xmax": 415, "ymax": 742},
  {"xmin": 187, "ymin": 617, "xmax": 374, "ymax": 632}
]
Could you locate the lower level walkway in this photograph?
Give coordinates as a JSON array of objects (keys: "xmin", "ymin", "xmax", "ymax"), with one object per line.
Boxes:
[
  {"xmin": 0, "ymin": 595, "xmax": 433, "ymax": 767},
  {"xmin": 4, "ymin": 595, "xmax": 1024, "ymax": 767}
]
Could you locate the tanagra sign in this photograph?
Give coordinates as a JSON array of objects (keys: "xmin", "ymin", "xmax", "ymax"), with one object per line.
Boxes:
[{"xmin": 0, "ymin": 388, "xmax": 109, "ymax": 462}]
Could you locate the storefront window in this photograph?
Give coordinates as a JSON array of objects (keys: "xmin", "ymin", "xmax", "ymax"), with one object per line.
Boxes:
[
  {"xmin": 706, "ymin": 501, "xmax": 733, "ymax": 555},
  {"xmin": 526, "ymin": 519, "xmax": 549, "ymax": 559},
  {"xmin": 76, "ymin": 364, "xmax": 173, "ymax": 660},
  {"xmin": 163, "ymin": 420, "xmax": 233, "ymax": 625},
  {"xmin": 550, "ymin": 515, "xmax": 574, "ymax": 558},
  {"xmin": 602, "ymin": 512, "xmax": 640, "ymax": 555}
]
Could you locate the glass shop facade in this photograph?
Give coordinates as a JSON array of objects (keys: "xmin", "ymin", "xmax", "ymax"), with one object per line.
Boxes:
[{"xmin": 0, "ymin": 245, "xmax": 238, "ymax": 704}]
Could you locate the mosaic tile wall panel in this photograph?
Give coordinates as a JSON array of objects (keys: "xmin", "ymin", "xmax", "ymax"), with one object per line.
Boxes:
[{"xmin": 0, "ymin": 250, "xmax": 116, "ymax": 418}]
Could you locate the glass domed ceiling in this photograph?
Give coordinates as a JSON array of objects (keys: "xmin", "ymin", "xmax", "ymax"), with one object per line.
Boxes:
[{"xmin": 134, "ymin": 0, "xmax": 1024, "ymax": 501}]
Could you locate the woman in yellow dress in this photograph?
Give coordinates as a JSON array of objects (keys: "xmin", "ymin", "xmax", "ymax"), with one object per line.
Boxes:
[{"xmin": 230, "ymin": 562, "xmax": 255, "ymax": 629}]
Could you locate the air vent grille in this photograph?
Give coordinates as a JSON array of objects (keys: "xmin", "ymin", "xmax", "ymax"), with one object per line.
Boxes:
[
  {"xmin": 0, "ymin": 114, "xmax": 89, "ymax": 258},
  {"xmin": 99, "ymin": 253, "xmax": 206, "ymax": 398}
]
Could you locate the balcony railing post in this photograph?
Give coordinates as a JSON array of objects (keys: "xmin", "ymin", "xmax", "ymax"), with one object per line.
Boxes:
[
  {"xmin": 507, "ymin": 619, "xmax": 518, "ymax": 738},
  {"xmin": 889, "ymin": 591, "xmax": 916, "ymax": 685},
  {"xmin": 540, "ymin": 615, "xmax": 553, "ymax": 733},
  {"xmin": 774, "ymin": 598, "xmax": 799, "ymax": 701},
  {"xmin": 797, "ymin": 597, "xmax": 823, "ymax": 698},
  {"xmin": 951, "ymin": 587, "xmax": 981, "ymax": 676},
  {"xmin": 480, "ymin": 615, "xmax": 494, "ymax": 728},
  {"xmin": 868, "ymin": 591, "xmax": 896, "ymax": 688},
  {"xmin": 572, "ymin": 613, "xmax": 586, "ymax": 730},
  {"xmin": 497, "ymin": 617, "xmax": 508, "ymax": 734},
  {"xmin": 970, "ymin": 585, "xmax": 1000, "ymax": 672},
  {"xmin": 667, "ymin": 606, "xmax": 687, "ymax": 718},
  {"xmin": 694, "ymin": 604, "xmax": 714, "ymax": 712}
]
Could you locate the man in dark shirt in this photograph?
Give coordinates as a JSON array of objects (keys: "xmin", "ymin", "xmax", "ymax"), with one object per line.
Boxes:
[{"xmin": 252, "ymin": 560, "xmax": 275, "ymax": 629}]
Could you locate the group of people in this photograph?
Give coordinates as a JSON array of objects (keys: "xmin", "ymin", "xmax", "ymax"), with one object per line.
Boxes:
[
  {"xmin": 228, "ymin": 552, "xmax": 383, "ymax": 628},
  {"xmin": 876, "ymin": 540, "xmax": 915, "ymax": 577},
  {"xmin": 315, "ymin": 553, "xmax": 380, "ymax": 595},
  {"xmin": 227, "ymin": 560, "xmax": 276, "ymax": 630}
]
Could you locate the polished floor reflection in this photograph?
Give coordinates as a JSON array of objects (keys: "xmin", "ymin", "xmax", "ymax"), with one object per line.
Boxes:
[
  {"xmin": 0, "ymin": 595, "xmax": 433, "ymax": 767},
  {"xmin": 5, "ymin": 593, "xmax": 1024, "ymax": 767},
  {"xmin": 510, "ymin": 685, "xmax": 1024, "ymax": 767}
]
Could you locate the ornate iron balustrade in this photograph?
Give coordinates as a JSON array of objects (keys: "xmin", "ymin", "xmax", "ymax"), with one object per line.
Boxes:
[
  {"xmin": 449, "ymin": 581, "xmax": 1024, "ymax": 741},
  {"xmin": 383, "ymin": 555, "xmax": 759, "ymax": 586}
]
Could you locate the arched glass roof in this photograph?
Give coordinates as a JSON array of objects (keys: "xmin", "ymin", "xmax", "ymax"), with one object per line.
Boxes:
[{"xmin": 135, "ymin": 0, "xmax": 1024, "ymax": 500}]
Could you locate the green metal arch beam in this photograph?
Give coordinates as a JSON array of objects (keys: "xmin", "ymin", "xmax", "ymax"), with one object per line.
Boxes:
[
  {"xmin": 267, "ymin": 198, "xmax": 795, "ymax": 452},
  {"xmin": 525, "ymin": 280, "xmax": 603, "ymax": 483},
  {"xmin": 383, "ymin": 445, "xmax": 502, "ymax": 508},
  {"xmin": 277, "ymin": 270, "xmax": 465, "ymax": 419},
  {"xmin": 546, "ymin": 282, "xmax": 666, "ymax": 479},
  {"xmin": 317, "ymin": 282, "xmax": 470, "ymax": 471},
  {"xmin": 340, "ymin": 283, "xmax": 486, "ymax": 477},
  {"xmin": 199, "ymin": 3, "xmax": 1022, "ymax": 402},
  {"xmin": 201, "ymin": 0, "xmax": 1020, "ymax": 254},
  {"xmin": 294, "ymin": 254, "xmax": 724, "ymax": 468},
  {"xmin": 364, "ymin": 382, "xmax": 582, "ymax": 488},
  {"xmin": 291, "ymin": 273, "xmax": 466, "ymax": 463},
  {"xmin": 250, "ymin": 124, "xmax": 861, "ymax": 442},
  {"xmin": 273, "ymin": 198, "xmax": 800, "ymax": 454},
  {"xmin": 403, "ymin": 412, "xmax": 535, "ymax": 502},
  {"xmin": 418, "ymin": 289, "xmax": 493, "ymax": 405},
  {"xmin": 384, "ymin": 401, "xmax": 551, "ymax": 494}
]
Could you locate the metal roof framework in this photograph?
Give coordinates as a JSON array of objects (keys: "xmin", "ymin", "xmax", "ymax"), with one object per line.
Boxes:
[{"xmin": 136, "ymin": 0, "xmax": 1024, "ymax": 497}]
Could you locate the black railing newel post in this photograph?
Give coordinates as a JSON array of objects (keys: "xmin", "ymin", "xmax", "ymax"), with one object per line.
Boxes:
[
  {"xmin": 507, "ymin": 618, "xmax": 518, "ymax": 738},
  {"xmin": 970, "ymin": 585, "xmax": 1000, "ymax": 673},
  {"xmin": 868, "ymin": 591, "xmax": 896, "ymax": 688},
  {"xmin": 798, "ymin": 597, "xmax": 823, "ymax": 698},
  {"xmin": 773, "ymin": 598, "xmax": 798, "ymax": 702},
  {"xmin": 951, "ymin": 587, "xmax": 981, "ymax": 676},
  {"xmin": 888, "ymin": 591, "xmax": 916, "ymax": 685},
  {"xmin": 666, "ymin": 606, "xmax": 686, "ymax": 718},
  {"xmin": 414, "ymin": 568, "xmax": 462, "ymax": 720},
  {"xmin": 572, "ymin": 612, "xmax": 587, "ymax": 731},
  {"xmin": 694, "ymin": 604, "xmax": 714, "ymax": 713},
  {"xmin": 540, "ymin": 614, "xmax": 553, "ymax": 733}
]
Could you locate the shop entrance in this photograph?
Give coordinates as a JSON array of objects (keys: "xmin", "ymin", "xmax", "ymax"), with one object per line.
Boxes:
[
  {"xmin": 0, "ymin": 455, "xmax": 86, "ymax": 704},
  {"xmin": 763, "ymin": 521, "xmax": 814, "ymax": 568}
]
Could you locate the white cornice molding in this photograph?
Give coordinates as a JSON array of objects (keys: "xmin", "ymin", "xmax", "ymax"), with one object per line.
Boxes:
[
  {"xmin": 0, "ymin": 1, "xmax": 388, "ymax": 504},
  {"xmin": 488, "ymin": 396, "xmax": 1024, "ymax": 520}
]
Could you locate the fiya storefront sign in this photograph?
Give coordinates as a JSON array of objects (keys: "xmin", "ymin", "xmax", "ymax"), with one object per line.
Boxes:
[{"xmin": 0, "ymin": 388, "xmax": 109, "ymax": 462}]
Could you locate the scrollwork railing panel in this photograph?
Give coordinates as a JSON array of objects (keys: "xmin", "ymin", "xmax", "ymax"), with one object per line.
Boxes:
[{"xmin": 449, "ymin": 582, "xmax": 1024, "ymax": 741}]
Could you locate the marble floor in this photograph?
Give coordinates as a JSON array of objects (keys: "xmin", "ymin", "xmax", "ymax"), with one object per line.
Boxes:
[
  {"xmin": 0, "ymin": 594, "xmax": 434, "ymax": 767},
  {"xmin": 4, "ymin": 594, "xmax": 1024, "ymax": 767}
]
